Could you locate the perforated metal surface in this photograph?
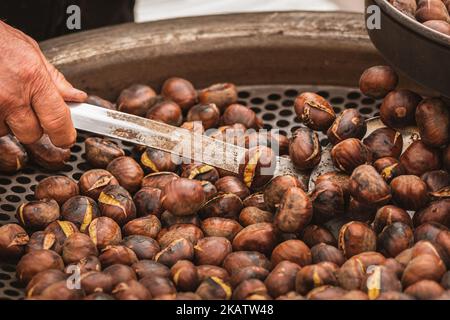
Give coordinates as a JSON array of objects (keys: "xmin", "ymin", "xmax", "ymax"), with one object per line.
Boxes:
[{"xmin": 0, "ymin": 84, "xmax": 381, "ymax": 300}]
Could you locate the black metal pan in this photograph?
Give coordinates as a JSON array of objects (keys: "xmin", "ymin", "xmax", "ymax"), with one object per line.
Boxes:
[{"xmin": 365, "ymin": 0, "xmax": 450, "ymax": 98}]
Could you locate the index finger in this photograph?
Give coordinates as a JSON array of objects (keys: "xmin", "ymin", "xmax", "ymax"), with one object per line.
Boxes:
[{"xmin": 31, "ymin": 78, "xmax": 76, "ymax": 148}]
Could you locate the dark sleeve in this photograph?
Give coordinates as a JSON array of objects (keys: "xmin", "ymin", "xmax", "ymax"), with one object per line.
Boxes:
[{"xmin": 0, "ymin": 0, "xmax": 135, "ymax": 41}]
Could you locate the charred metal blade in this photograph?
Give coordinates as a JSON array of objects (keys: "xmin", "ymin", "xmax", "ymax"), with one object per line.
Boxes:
[{"xmin": 69, "ymin": 103, "xmax": 308, "ymax": 185}]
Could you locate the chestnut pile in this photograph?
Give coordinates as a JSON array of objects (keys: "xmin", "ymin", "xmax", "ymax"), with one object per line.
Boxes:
[
  {"xmin": 0, "ymin": 71, "xmax": 449, "ymax": 301},
  {"xmin": 389, "ymin": 0, "xmax": 450, "ymax": 36}
]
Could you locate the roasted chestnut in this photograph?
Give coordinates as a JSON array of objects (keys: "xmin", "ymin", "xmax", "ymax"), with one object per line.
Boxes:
[
  {"xmin": 154, "ymin": 238, "xmax": 194, "ymax": 267},
  {"xmin": 88, "ymin": 217, "xmax": 122, "ymax": 250},
  {"xmin": 229, "ymin": 265, "xmax": 269, "ymax": 288},
  {"xmin": 331, "ymin": 138, "xmax": 372, "ymax": 174},
  {"xmin": 131, "ymin": 260, "xmax": 169, "ymax": 279},
  {"xmin": 232, "ymin": 223, "xmax": 276, "ymax": 255},
  {"xmin": 0, "ymin": 134, "xmax": 28, "ymax": 173},
  {"xmin": 243, "ymin": 192, "xmax": 269, "ymax": 211},
  {"xmin": 122, "ymin": 215, "xmax": 161, "ymax": 238},
  {"xmin": 25, "ymin": 134, "xmax": 69, "ymax": 170},
  {"xmin": 98, "ymin": 185, "xmax": 136, "ymax": 225},
  {"xmin": 34, "ymin": 176, "xmax": 79, "ymax": 206},
  {"xmin": 86, "ymin": 95, "xmax": 116, "ymax": 110},
  {"xmin": 377, "ymin": 222, "xmax": 414, "ymax": 258},
  {"xmin": 327, "ymin": 109, "xmax": 367, "ymax": 145},
  {"xmin": 345, "ymin": 197, "xmax": 377, "ymax": 223},
  {"xmin": 310, "ymin": 181, "xmax": 345, "ymax": 224},
  {"xmin": 186, "ymin": 103, "xmax": 220, "ymax": 129},
  {"xmin": 413, "ymin": 199, "xmax": 450, "ymax": 228},
  {"xmin": 239, "ymin": 207, "xmax": 273, "ymax": 226},
  {"xmin": 62, "ymin": 233, "xmax": 97, "ymax": 266},
  {"xmin": 25, "ymin": 269, "xmax": 67, "ymax": 297},
  {"xmin": 140, "ymin": 148, "xmax": 178, "ymax": 173},
  {"xmin": 16, "ymin": 249, "xmax": 64, "ymax": 284},
  {"xmin": 195, "ymin": 277, "xmax": 232, "ymax": 300},
  {"xmin": 44, "ymin": 220, "xmax": 78, "ymax": 250},
  {"xmin": 215, "ymin": 176, "xmax": 250, "ymax": 200},
  {"xmin": 26, "ymin": 231, "xmax": 59, "ymax": 254},
  {"xmin": 373, "ymin": 205, "xmax": 412, "ymax": 234},
  {"xmin": 338, "ymin": 221, "xmax": 377, "ymax": 258},
  {"xmin": 197, "ymin": 265, "xmax": 230, "ymax": 283},
  {"xmin": 361, "ymin": 265, "xmax": 402, "ymax": 299},
  {"xmin": 79, "ymin": 271, "xmax": 113, "ymax": 294},
  {"xmin": 416, "ymin": 0, "xmax": 450, "ymax": 22},
  {"xmin": 133, "ymin": 187, "xmax": 164, "ymax": 217},
  {"xmin": 199, "ymin": 192, "xmax": 243, "ymax": 220},
  {"xmin": 289, "ymin": 128, "xmax": 321, "ymax": 170},
  {"xmin": 141, "ymin": 171, "xmax": 179, "ymax": 190},
  {"xmin": 61, "ymin": 196, "xmax": 99, "ymax": 232},
  {"xmin": 198, "ymin": 83, "xmax": 238, "ymax": 112},
  {"xmin": 0, "ymin": 223, "xmax": 29, "ymax": 259},
  {"xmin": 84, "ymin": 137, "xmax": 125, "ymax": 169},
  {"xmin": 162, "ymin": 178, "xmax": 205, "ymax": 216},
  {"xmin": 380, "ymin": 89, "xmax": 421, "ymax": 128},
  {"xmin": 161, "ymin": 77, "xmax": 198, "ymax": 112},
  {"xmin": 302, "ymin": 225, "xmax": 337, "ymax": 248},
  {"xmin": 78, "ymin": 169, "xmax": 119, "ymax": 200},
  {"xmin": 65, "ymin": 256, "xmax": 101, "ymax": 275},
  {"xmin": 294, "ymin": 92, "xmax": 336, "ymax": 132},
  {"xmin": 414, "ymin": 222, "xmax": 447, "ymax": 242},
  {"xmin": 145, "ymin": 100, "xmax": 183, "ymax": 126},
  {"xmin": 401, "ymin": 254, "xmax": 446, "ymax": 287},
  {"xmin": 106, "ymin": 156, "xmax": 144, "ymax": 193},
  {"xmin": 274, "ymin": 186, "xmax": 312, "ymax": 234},
  {"xmin": 200, "ymin": 181, "xmax": 218, "ymax": 201},
  {"xmin": 157, "ymin": 223, "xmax": 204, "ymax": 248},
  {"xmin": 373, "ymin": 157, "xmax": 406, "ymax": 182},
  {"xmin": 181, "ymin": 163, "xmax": 219, "ymax": 183},
  {"xmin": 405, "ymin": 279, "xmax": 445, "ymax": 300},
  {"xmin": 263, "ymin": 175, "xmax": 305, "ymax": 210},
  {"xmin": 315, "ymin": 171, "xmax": 351, "ymax": 198},
  {"xmin": 421, "ymin": 170, "xmax": 450, "ymax": 194},
  {"xmin": 295, "ymin": 264, "xmax": 338, "ymax": 295},
  {"xmin": 103, "ymin": 264, "xmax": 137, "ymax": 288},
  {"xmin": 416, "ymin": 98, "xmax": 449, "ymax": 147},
  {"xmin": 122, "ymin": 235, "xmax": 160, "ymax": 260},
  {"xmin": 170, "ymin": 260, "xmax": 199, "ymax": 292},
  {"xmin": 271, "ymin": 240, "xmax": 312, "ymax": 267},
  {"xmin": 222, "ymin": 103, "xmax": 262, "ymax": 129},
  {"xmin": 99, "ymin": 245, "xmax": 138, "ymax": 267},
  {"xmin": 17, "ymin": 199, "xmax": 60, "ymax": 230},
  {"xmin": 194, "ymin": 236, "xmax": 232, "ymax": 266},
  {"xmin": 39, "ymin": 280, "xmax": 84, "ymax": 300},
  {"xmin": 359, "ymin": 65, "xmax": 399, "ymax": 99},
  {"xmin": 363, "ymin": 127, "xmax": 403, "ymax": 160},
  {"xmin": 306, "ymin": 285, "xmax": 346, "ymax": 300},
  {"xmin": 336, "ymin": 258, "xmax": 366, "ymax": 290},
  {"xmin": 161, "ymin": 211, "xmax": 200, "ymax": 227},
  {"xmin": 390, "ymin": 175, "xmax": 429, "ymax": 210},
  {"xmin": 208, "ymin": 123, "xmax": 247, "ymax": 145},
  {"xmin": 139, "ymin": 275, "xmax": 176, "ymax": 298},
  {"xmin": 181, "ymin": 121, "xmax": 205, "ymax": 134},
  {"xmin": 117, "ymin": 84, "xmax": 156, "ymax": 116},
  {"xmin": 232, "ymin": 279, "xmax": 268, "ymax": 300},
  {"xmin": 264, "ymin": 261, "xmax": 300, "ymax": 298},
  {"xmin": 349, "ymin": 164, "xmax": 391, "ymax": 206},
  {"xmin": 311, "ymin": 243, "xmax": 345, "ymax": 266},
  {"xmin": 201, "ymin": 217, "xmax": 243, "ymax": 241},
  {"xmin": 113, "ymin": 279, "xmax": 152, "ymax": 300},
  {"xmin": 401, "ymin": 140, "xmax": 442, "ymax": 176}
]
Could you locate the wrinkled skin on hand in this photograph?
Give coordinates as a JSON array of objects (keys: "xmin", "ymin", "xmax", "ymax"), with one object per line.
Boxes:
[{"xmin": 0, "ymin": 21, "xmax": 87, "ymax": 148}]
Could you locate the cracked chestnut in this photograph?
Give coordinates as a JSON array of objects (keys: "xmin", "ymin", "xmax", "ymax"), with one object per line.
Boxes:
[
  {"xmin": 289, "ymin": 128, "xmax": 321, "ymax": 170},
  {"xmin": 197, "ymin": 265, "xmax": 230, "ymax": 283},
  {"xmin": 327, "ymin": 109, "xmax": 367, "ymax": 145},
  {"xmin": 331, "ymin": 138, "xmax": 372, "ymax": 174},
  {"xmin": 181, "ymin": 163, "xmax": 219, "ymax": 183},
  {"xmin": 155, "ymin": 238, "xmax": 194, "ymax": 267},
  {"xmin": 349, "ymin": 165, "xmax": 391, "ymax": 206},
  {"xmin": 222, "ymin": 103, "xmax": 263, "ymax": 129},
  {"xmin": 122, "ymin": 215, "xmax": 161, "ymax": 238},
  {"xmin": 359, "ymin": 65, "xmax": 399, "ymax": 99},
  {"xmin": 99, "ymin": 245, "xmax": 138, "ymax": 267},
  {"xmin": 232, "ymin": 279, "xmax": 268, "ymax": 300},
  {"xmin": 88, "ymin": 217, "xmax": 122, "ymax": 250},
  {"xmin": 338, "ymin": 221, "xmax": 377, "ymax": 258},
  {"xmin": 196, "ymin": 277, "xmax": 232, "ymax": 300},
  {"xmin": 122, "ymin": 235, "xmax": 160, "ymax": 260},
  {"xmin": 140, "ymin": 148, "xmax": 178, "ymax": 173},
  {"xmin": 26, "ymin": 231, "xmax": 59, "ymax": 254},
  {"xmin": 311, "ymin": 243, "xmax": 345, "ymax": 266},
  {"xmin": 157, "ymin": 223, "xmax": 203, "ymax": 248},
  {"xmin": 199, "ymin": 192, "xmax": 243, "ymax": 220},
  {"xmin": 0, "ymin": 224, "xmax": 29, "ymax": 259},
  {"xmin": 377, "ymin": 222, "xmax": 414, "ymax": 257},
  {"xmin": 401, "ymin": 254, "xmax": 446, "ymax": 287},
  {"xmin": 65, "ymin": 256, "xmax": 101, "ymax": 275},
  {"xmin": 113, "ymin": 279, "xmax": 151, "ymax": 300},
  {"xmin": 61, "ymin": 196, "xmax": 99, "ymax": 232},
  {"xmin": 361, "ymin": 265, "xmax": 402, "ymax": 299},
  {"xmin": 363, "ymin": 127, "xmax": 403, "ymax": 160},
  {"xmin": 373, "ymin": 205, "xmax": 412, "ymax": 234},
  {"xmin": 98, "ymin": 185, "xmax": 136, "ymax": 225},
  {"xmin": 263, "ymin": 174, "xmax": 305, "ymax": 210},
  {"xmin": 200, "ymin": 217, "xmax": 243, "ymax": 241},
  {"xmin": 187, "ymin": 103, "xmax": 220, "ymax": 129},
  {"xmin": 295, "ymin": 264, "xmax": 338, "ymax": 295},
  {"xmin": 294, "ymin": 92, "xmax": 336, "ymax": 132},
  {"xmin": 0, "ymin": 134, "xmax": 28, "ymax": 173},
  {"xmin": 373, "ymin": 157, "xmax": 405, "ymax": 183},
  {"xmin": 44, "ymin": 221, "xmax": 78, "ymax": 250},
  {"xmin": 17, "ymin": 199, "xmax": 60, "ymax": 230},
  {"xmin": 170, "ymin": 260, "xmax": 199, "ymax": 292},
  {"xmin": 84, "ymin": 137, "xmax": 125, "ymax": 169},
  {"xmin": 78, "ymin": 169, "xmax": 119, "ymax": 200},
  {"xmin": 275, "ymin": 186, "xmax": 312, "ymax": 234},
  {"xmin": 34, "ymin": 176, "xmax": 79, "ymax": 206},
  {"xmin": 194, "ymin": 236, "xmax": 232, "ymax": 266},
  {"xmin": 215, "ymin": 176, "xmax": 250, "ymax": 200},
  {"xmin": 265, "ymin": 261, "xmax": 300, "ymax": 298}
]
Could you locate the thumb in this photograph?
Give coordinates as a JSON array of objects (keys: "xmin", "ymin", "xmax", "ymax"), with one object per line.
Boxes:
[{"xmin": 45, "ymin": 61, "xmax": 87, "ymax": 103}]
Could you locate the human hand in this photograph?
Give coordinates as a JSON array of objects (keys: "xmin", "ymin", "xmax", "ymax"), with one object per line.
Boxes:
[{"xmin": 0, "ymin": 21, "xmax": 87, "ymax": 148}]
